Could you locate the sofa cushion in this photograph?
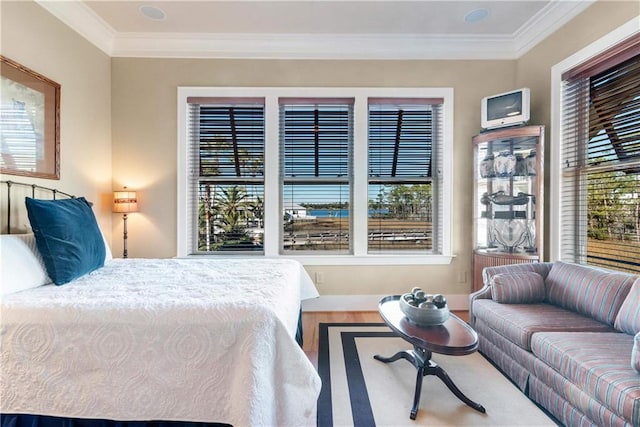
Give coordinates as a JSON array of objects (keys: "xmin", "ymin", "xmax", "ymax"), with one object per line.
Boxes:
[
  {"xmin": 473, "ymin": 299, "xmax": 615, "ymax": 351},
  {"xmin": 614, "ymin": 278, "xmax": 640, "ymax": 335},
  {"xmin": 633, "ymin": 333, "xmax": 640, "ymax": 374},
  {"xmin": 491, "ymin": 272, "xmax": 545, "ymax": 304},
  {"xmin": 531, "ymin": 332, "xmax": 640, "ymax": 426},
  {"xmin": 545, "ymin": 261, "xmax": 636, "ymax": 326}
]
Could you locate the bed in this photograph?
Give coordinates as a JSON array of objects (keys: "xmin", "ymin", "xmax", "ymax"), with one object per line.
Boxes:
[{"xmin": 0, "ymin": 181, "xmax": 321, "ymax": 427}]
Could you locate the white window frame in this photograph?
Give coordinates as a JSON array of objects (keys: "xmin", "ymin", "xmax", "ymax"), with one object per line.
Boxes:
[
  {"xmin": 178, "ymin": 87, "xmax": 454, "ymax": 265},
  {"xmin": 550, "ymin": 17, "xmax": 640, "ymax": 262}
]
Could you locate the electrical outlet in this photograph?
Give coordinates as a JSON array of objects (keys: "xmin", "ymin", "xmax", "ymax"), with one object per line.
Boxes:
[
  {"xmin": 458, "ymin": 271, "xmax": 467, "ymax": 283},
  {"xmin": 315, "ymin": 272, "xmax": 325, "ymax": 284}
]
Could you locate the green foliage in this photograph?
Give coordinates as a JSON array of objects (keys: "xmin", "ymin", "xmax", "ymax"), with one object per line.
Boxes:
[
  {"xmin": 587, "ymin": 228, "xmax": 608, "ymax": 241},
  {"xmin": 369, "ymin": 184, "xmax": 433, "ymax": 219},
  {"xmin": 198, "ymin": 184, "xmax": 264, "ymax": 252},
  {"xmin": 300, "ymin": 201, "xmax": 349, "ymax": 210},
  {"xmin": 215, "ymin": 186, "xmax": 248, "ymax": 233},
  {"xmin": 587, "ymin": 170, "xmax": 639, "ymax": 241}
]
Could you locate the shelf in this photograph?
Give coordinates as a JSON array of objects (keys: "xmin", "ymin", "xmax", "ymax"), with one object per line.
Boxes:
[
  {"xmin": 480, "ymin": 211, "xmax": 528, "ymax": 220},
  {"xmin": 476, "ymin": 175, "xmax": 537, "ymax": 182}
]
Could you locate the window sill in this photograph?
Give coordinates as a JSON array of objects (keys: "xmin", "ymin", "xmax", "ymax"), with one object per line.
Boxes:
[
  {"xmin": 181, "ymin": 253, "xmax": 455, "ymax": 265},
  {"xmin": 285, "ymin": 254, "xmax": 455, "ymax": 265}
]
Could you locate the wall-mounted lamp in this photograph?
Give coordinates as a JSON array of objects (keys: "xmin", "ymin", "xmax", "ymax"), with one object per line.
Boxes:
[{"xmin": 112, "ymin": 188, "xmax": 138, "ymax": 258}]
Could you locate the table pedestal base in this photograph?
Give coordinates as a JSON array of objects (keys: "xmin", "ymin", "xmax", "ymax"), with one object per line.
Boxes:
[{"xmin": 374, "ymin": 345, "xmax": 486, "ymax": 420}]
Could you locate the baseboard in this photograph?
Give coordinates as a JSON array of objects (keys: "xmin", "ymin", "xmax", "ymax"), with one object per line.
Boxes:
[{"xmin": 302, "ymin": 294, "xmax": 470, "ymax": 312}]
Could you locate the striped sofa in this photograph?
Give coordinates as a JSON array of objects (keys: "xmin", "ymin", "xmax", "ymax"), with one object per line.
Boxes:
[{"xmin": 469, "ymin": 261, "xmax": 640, "ymax": 427}]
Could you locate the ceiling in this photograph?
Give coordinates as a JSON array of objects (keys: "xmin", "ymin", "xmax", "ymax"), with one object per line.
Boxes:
[{"xmin": 35, "ymin": 0, "xmax": 598, "ymax": 60}]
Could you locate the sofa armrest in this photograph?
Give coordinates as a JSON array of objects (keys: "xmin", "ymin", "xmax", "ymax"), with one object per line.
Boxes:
[{"xmin": 469, "ymin": 285, "xmax": 492, "ymax": 327}]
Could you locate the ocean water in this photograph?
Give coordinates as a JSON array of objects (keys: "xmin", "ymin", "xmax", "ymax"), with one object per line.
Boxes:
[{"xmin": 308, "ymin": 209, "xmax": 348, "ymax": 217}]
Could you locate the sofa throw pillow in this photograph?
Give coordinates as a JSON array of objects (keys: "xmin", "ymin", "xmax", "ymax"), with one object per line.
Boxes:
[
  {"xmin": 633, "ymin": 333, "xmax": 640, "ymax": 374},
  {"xmin": 491, "ymin": 272, "xmax": 545, "ymax": 304},
  {"xmin": 545, "ymin": 261, "xmax": 635, "ymax": 326},
  {"xmin": 614, "ymin": 278, "xmax": 640, "ymax": 335},
  {"xmin": 26, "ymin": 197, "xmax": 106, "ymax": 285}
]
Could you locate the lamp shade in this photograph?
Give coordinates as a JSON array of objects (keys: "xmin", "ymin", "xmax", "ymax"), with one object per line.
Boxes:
[{"xmin": 113, "ymin": 190, "xmax": 138, "ymax": 213}]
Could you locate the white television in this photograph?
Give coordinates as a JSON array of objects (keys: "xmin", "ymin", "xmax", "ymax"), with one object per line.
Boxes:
[{"xmin": 481, "ymin": 88, "xmax": 530, "ymax": 130}]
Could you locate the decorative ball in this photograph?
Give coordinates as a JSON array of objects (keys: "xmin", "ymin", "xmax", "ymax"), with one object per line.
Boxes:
[
  {"xmin": 433, "ymin": 294, "xmax": 447, "ymax": 309},
  {"xmin": 418, "ymin": 302, "xmax": 437, "ymax": 309},
  {"xmin": 413, "ymin": 290, "xmax": 426, "ymax": 302}
]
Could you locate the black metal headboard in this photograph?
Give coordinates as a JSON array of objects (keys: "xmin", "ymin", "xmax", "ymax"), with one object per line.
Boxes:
[{"xmin": 1, "ymin": 180, "xmax": 75, "ymax": 234}]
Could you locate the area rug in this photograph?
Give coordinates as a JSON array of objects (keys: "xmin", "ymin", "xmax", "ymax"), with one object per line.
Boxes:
[{"xmin": 317, "ymin": 323, "xmax": 557, "ymax": 426}]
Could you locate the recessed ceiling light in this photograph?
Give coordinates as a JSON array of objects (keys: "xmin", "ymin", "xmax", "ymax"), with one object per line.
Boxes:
[
  {"xmin": 464, "ymin": 8, "xmax": 489, "ymax": 24},
  {"xmin": 140, "ymin": 5, "xmax": 166, "ymax": 21}
]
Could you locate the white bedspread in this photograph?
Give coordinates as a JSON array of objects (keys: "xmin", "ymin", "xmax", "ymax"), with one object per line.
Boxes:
[{"xmin": 1, "ymin": 258, "xmax": 321, "ymax": 427}]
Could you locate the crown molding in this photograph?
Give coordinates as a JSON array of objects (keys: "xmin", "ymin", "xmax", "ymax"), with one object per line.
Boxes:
[
  {"xmin": 35, "ymin": 0, "xmax": 594, "ymax": 60},
  {"xmin": 110, "ymin": 32, "xmax": 519, "ymax": 60},
  {"xmin": 35, "ymin": 0, "xmax": 115, "ymax": 54},
  {"xmin": 513, "ymin": 0, "xmax": 596, "ymax": 57}
]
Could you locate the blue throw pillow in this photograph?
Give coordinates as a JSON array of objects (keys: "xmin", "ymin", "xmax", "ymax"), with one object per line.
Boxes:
[{"xmin": 25, "ymin": 197, "xmax": 105, "ymax": 285}]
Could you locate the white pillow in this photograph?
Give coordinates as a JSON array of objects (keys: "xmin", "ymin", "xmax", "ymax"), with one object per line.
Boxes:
[
  {"xmin": 100, "ymin": 228, "xmax": 113, "ymax": 262},
  {"xmin": 0, "ymin": 234, "xmax": 52, "ymax": 296}
]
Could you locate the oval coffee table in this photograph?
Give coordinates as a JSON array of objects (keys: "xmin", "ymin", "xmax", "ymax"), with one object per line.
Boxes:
[{"xmin": 374, "ymin": 295, "xmax": 486, "ymax": 420}]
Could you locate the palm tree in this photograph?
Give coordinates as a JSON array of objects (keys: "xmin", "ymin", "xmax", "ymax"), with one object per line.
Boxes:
[
  {"xmin": 199, "ymin": 135, "xmax": 231, "ymax": 250},
  {"xmin": 247, "ymin": 195, "xmax": 264, "ymax": 228},
  {"xmin": 215, "ymin": 185, "xmax": 249, "ymax": 234}
]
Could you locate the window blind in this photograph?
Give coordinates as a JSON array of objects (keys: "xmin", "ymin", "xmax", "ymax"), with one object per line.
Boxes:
[
  {"xmin": 560, "ymin": 47, "xmax": 640, "ymax": 273},
  {"xmin": 367, "ymin": 100, "xmax": 442, "ymax": 253},
  {"xmin": 280, "ymin": 101, "xmax": 353, "ymax": 253},
  {"xmin": 0, "ymin": 103, "xmax": 38, "ymax": 172},
  {"xmin": 187, "ymin": 101, "xmax": 265, "ymax": 254}
]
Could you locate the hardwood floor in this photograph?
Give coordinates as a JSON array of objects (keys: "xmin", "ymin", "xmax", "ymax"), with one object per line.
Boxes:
[{"xmin": 302, "ymin": 310, "xmax": 470, "ymax": 368}]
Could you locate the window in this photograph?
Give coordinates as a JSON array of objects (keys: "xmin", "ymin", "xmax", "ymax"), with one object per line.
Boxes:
[
  {"xmin": 557, "ymin": 35, "xmax": 640, "ymax": 274},
  {"xmin": 185, "ymin": 98, "xmax": 265, "ymax": 253},
  {"xmin": 280, "ymin": 100, "xmax": 353, "ymax": 253},
  {"xmin": 368, "ymin": 99, "xmax": 442, "ymax": 253},
  {"xmin": 178, "ymin": 87, "xmax": 453, "ymax": 264}
]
